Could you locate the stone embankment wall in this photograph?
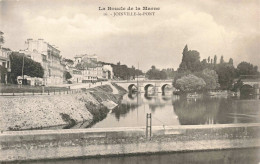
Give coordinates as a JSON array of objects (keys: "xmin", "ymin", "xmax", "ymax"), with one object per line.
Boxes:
[
  {"xmin": 0, "ymin": 123, "xmax": 260, "ymax": 162},
  {"xmin": 0, "ymin": 84, "xmax": 126, "ymax": 131}
]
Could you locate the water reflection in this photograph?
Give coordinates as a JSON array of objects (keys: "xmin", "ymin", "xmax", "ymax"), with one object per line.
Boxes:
[{"xmin": 91, "ymin": 92, "xmax": 260, "ymax": 128}]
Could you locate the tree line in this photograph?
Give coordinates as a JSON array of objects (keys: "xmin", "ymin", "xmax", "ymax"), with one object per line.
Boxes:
[{"xmin": 174, "ymin": 45, "xmax": 259, "ymax": 92}]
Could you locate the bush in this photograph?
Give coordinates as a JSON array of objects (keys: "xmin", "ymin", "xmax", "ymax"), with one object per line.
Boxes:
[{"xmin": 175, "ymin": 74, "xmax": 206, "ymax": 92}]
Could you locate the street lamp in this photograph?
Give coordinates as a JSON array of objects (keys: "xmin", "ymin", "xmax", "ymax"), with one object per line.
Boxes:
[{"xmin": 21, "ymin": 55, "xmax": 25, "ymax": 86}]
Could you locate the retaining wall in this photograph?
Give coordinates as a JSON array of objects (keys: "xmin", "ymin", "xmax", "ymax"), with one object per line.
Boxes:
[{"xmin": 1, "ymin": 123, "xmax": 260, "ymax": 162}]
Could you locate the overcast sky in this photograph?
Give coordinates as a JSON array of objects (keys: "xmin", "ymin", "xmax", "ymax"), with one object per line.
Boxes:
[{"xmin": 0, "ymin": 0, "xmax": 259, "ymax": 71}]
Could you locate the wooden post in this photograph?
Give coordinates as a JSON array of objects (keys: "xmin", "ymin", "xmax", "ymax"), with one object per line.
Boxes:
[{"xmin": 146, "ymin": 113, "xmax": 152, "ymax": 140}]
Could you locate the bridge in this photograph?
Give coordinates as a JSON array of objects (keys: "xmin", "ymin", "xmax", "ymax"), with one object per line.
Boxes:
[
  {"xmin": 113, "ymin": 80, "xmax": 174, "ymax": 93},
  {"xmin": 238, "ymin": 75, "xmax": 260, "ymax": 95}
]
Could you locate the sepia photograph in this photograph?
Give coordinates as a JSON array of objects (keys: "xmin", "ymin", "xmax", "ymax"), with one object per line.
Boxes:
[{"xmin": 0, "ymin": 0, "xmax": 260, "ymax": 163}]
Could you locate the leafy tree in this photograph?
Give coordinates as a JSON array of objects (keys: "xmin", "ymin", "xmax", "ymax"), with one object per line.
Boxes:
[
  {"xmin": 195, "ymin": 68, "xmax": 219, "ymax": 90},
  {"xmin": 178, "ymin": 45, "xmax": 202, "ymax": 73},
  {"xmin": 64, "ymin": 58, "xmax": 74, "ymax": 65},
  {"xmin": 216, "ymin": 63, "xmax": 235, "ymax": 89},
  {"xmin": 228, "ymin": 58, "xmax": 233, "ymax": 66},
  {"xmin": 0, "ymin": 31, "xmax": 4, "ymax": 45},
  {"xmin": 220, "ymin": 56, "xmax": 224, "ymax": 64},
  {"xmin": 214, "ymin": 55, "xmax": 217, "ymax": 65},
  {"xmin": 64, "ymin": 71, "xmax": 72, "ymax": 80},
  {"xmin": 9, "ymin": 52, "xmax": 44, "ymax": 83},
  {"xmin": 0, "ymin": 65, "xmax": 7, "ymax": 83},
  {"xmin": 208, "ymin": 56, "xmax": 210, "ymax": 63},
  {"xmin": 162, "ymin": 68, "xmax": 175, "ymax": 79},
  {"xmin": 146, "ymin": 66, "xmax": 167, "ymax": 80},
  {"xmin": 236, "ymin": 61, "xmax": 258, "ymax": 76},
  {"xmin": 178, "ymin": 45, "xmax": 188, "ymax": 72},
  {"xmin": 201, "ymin": 59, "xmax": 208, "ymax": 70},
  {"xmin": 175, "ymin": 74, "xmax": 206, "ymax": 92}
]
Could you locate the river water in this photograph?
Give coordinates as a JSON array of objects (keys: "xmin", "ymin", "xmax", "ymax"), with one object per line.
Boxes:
[
  {"xmin": 30, "ymin": 148, "xmax": 260, "ymax": 164},
  {"xmin": 92, "ymin": 93, "xmax": 260, "ymax": 128}
]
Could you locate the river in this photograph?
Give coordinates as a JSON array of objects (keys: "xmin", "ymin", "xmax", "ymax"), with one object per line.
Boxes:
[{"xmin": 92, "ymin": 93, "xmax": 260, "ymax": 128}]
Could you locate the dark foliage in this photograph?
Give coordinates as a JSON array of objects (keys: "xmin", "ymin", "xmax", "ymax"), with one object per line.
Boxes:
[{"xmin": 9, "ymin": 52, "xmax": 44, "ymax": 83}]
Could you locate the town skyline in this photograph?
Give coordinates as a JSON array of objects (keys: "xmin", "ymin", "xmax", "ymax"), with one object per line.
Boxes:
[{"xmin": 0, "ymin": 0, "xmax": 259, "ymax": 71}]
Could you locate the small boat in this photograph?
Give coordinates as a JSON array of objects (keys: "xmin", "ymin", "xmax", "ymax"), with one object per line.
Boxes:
[
  {"xmin": 208, "ymin": 90, "xmax": 228, "ymax": 97},
  {"xmin": 187, "ymin": 92, "xmax": 200, "ymax": 99}
]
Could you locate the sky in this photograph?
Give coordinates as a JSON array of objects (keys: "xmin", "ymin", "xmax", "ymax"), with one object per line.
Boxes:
[{"xmin": 0, "ymin": 0, "xmax": 259, "ymax": 71}]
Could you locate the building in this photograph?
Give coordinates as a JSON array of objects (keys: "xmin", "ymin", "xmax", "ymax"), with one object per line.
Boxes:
[
  {"xmin": 21, "ymin": 39, "xmax": 65, "ymax": 85},
  {"xmin": 0, "ymin": 31, "xmax": 12, "ymax": 83},
  {"xmin": 0, "ymin": 47, "xmax": 12, "ymax": 83},
  {"xmin": 74, "ymin": 54, "xmax": 98, "ymax": 82},
  {"xmin": 73, "ymin": 54, "xmax": 114, "ymax": 82},
  {"xmin": 102, "ymin": 65, "xmax": 114, "ymax": 80}
]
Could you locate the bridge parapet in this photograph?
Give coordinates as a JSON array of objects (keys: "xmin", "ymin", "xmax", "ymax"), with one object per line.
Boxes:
[{"xmin": 114, "ymin": 80, "xmax": 173, "ymax": 93}]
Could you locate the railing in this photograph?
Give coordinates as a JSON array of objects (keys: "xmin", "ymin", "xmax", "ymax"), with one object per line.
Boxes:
[
  {"xmin": 0, "ymin": 89, "xmax": 83, "ymax": 96},
  {"xmin": 114, "ymin": 80, "xmax": 173, "ymax": 83}
]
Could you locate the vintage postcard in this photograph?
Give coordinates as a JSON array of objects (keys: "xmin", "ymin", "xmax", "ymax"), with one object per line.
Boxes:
[{"xmin": 0, "ymin": 0, "xmax": 259, "ymax": 163}]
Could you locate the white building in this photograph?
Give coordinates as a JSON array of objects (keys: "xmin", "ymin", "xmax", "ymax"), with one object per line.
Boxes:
[
  {"xmin": 73, "ymin": 54, "xmax": 114, "ymax": 82},
  {"xmin": 102, "ymin": 65, "xmax": 114, "ymax": 80},
  {"xmin": 21, "ymin": 39, "xmax": 65, "ymax": 85}
]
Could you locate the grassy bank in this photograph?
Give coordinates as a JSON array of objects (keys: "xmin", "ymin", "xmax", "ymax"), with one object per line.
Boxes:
[{"xmin": 0, "ymin": 83, "xmax": 69, "ymax": 93}]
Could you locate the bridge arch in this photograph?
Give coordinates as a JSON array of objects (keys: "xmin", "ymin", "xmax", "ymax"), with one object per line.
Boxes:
[
  {"xmin": 161, "ymin": 84, "xmax": 171, "ymax": 93},
  {"xmin": 128, "ymin": 84, "xmax": 137, "ymax": 92},
  {"xmin": 144, "ymin": 84, "xmax": 154, "ymax": 93},
  {"xmin": 240, "ymin": 84, "xmax": 255, "ymax": 96}
]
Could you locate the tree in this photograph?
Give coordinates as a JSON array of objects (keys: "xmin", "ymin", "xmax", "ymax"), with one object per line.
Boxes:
[
  {"xmin": 64, "ymin": 58, "xmax": 74, "ymax": 65},
  {"xmin": 178, "ymin": 45, "xmax": 189, "ymax": 72},
  {"xmin": 236, "ymin": 61, "xmax": 258, "ymax": 76},
  {"xmin": 228, "ymin": 58, "xmax": 233, "ymax": 66},
  {"xmin": 0, "ymin": 31, "xmax": 4, "ymax": 45},
  {"xmin": 208, "ymin": 56, "xmax": 210, "ymax": 63},
  {"xmin": 162, "ymin": 68, "xmax": 175, "ymax": 79},
  {"xmin": 216, "ymin": 63, "xmax": 235, "ymax": 89},
  {"xmin": 220, "ymin": 56, "xmax": 224, "ymax": 64},
  {"xmin": 0, "ymin": 65, "xmax": 7, "ymax": 83},
  {"xmin": 214, "ymin": 55, "xmax": 217, "ymax": 65},
  {"xmin": 146, "ymin": 66, "xmax": 167, "ymax": 80},
  {"xmin": 195, "ymin": 68, "xmax": 219, "ymax": 90},
  {"xmin": 178, "ymin": 45, "xmax": 202, "ymax": 73},
  {"xmin": 64, "ymin": 71, "xmax": 72, "ymax": 80},
  {"xmin": 9, "ymin": 52, "xmax": 44, "ymax": 83},
  {"xmin": 175, "ymin": 74, "xmax": 206, "ymax": 92}
]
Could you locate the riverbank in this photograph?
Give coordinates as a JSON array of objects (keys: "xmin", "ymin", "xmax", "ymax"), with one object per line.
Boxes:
[
  {"xmin": 0, "ymin": 84, "xmax": 127, "ymax": 131},
  {"xmin": 1, "ymin": 123, "xmax": 259, "ymax": 162}
]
